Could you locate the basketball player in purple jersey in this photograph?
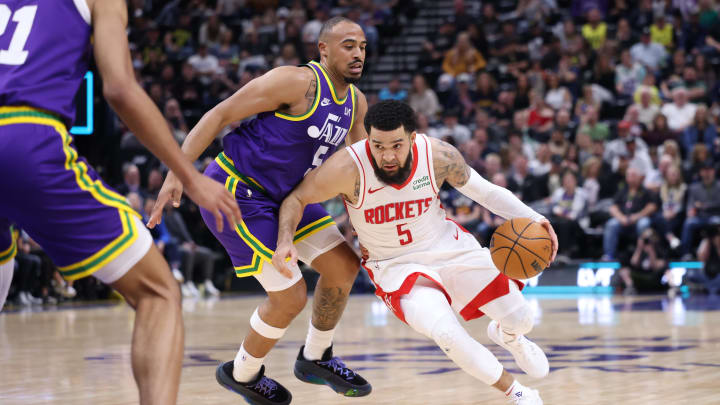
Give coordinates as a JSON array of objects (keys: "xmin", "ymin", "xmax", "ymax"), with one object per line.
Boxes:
[
  {"xmin": 148, "ymin": 17, "xmax": 371, "ymax": 405},
  {"xmin": 0, "ymin": 0, "xmax": 240, "ymax": 404}
]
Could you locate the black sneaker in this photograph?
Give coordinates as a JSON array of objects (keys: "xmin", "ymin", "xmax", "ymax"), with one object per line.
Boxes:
[
  {"xmin": 294, "ymin": 345, "xmax": 372, "ymax": 397},
  {"xmin": 216, "ymin": 362, "xmax": 291, "ymax": 405}
]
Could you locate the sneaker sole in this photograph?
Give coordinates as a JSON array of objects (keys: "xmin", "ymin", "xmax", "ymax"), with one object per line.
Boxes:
[
  {"xmin": 293, "ymin": 365, "xmax": 371, "ymax": 397},
  {"xmin": 216, "ymin": 362, "xmax": 291, "ymax": 405}
]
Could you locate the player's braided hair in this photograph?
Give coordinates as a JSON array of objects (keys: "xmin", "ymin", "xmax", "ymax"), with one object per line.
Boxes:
[{"xmin": 364, "ymin": 100, "xmax": 417, "ymax": 135}]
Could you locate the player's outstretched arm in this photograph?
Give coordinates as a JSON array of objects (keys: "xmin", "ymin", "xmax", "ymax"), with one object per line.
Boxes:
[
  {"xmin": 92, "ymin": 0, "xmax": 240, "ymax": 232},
  {"xmin": 430, "ymin": 138, "xmax": 558, "ymax": 261},
  {"xmin": 272, "ymin": 151, "xmax": 359, "ymax": 277},
  {"xmin": 346, "ymin": 88, "xmax": 369, "ymax": 145},
  {"xmin": 148, "ymin": 64, "xmax": 312, "ymax": 227}
]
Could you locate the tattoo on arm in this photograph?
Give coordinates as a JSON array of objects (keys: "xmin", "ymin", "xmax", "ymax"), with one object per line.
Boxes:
[
  {"xmin": 433, "ymin": 140, "xmax": 471, "ymax": 188},
  {"xmin": 312, "ymin": 287, "xmax": 349, "ymax": 330},
  {"xmin": 305, "ymin": 76, "xmax": 317, "ymax": 107}
]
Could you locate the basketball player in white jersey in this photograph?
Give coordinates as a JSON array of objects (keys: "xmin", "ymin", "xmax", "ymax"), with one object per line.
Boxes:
[{"xmin": 272, "ymin": 100, "xmax": 557, "ymax": 404}]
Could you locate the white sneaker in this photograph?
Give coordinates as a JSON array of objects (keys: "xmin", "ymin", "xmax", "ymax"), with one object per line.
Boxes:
[
  {"xmin": 172, "ymin": 268, "xmax": 185, "ymax": 283},
  {"xmin": 180, "ymin": 282, "xmax": 192, "ymax": 298},
  {"xmin": 488, "ymin": 320, "xmax": 549, "ymax": 378},
  {"xmin": 18, "ymin": 291, "xmax": 31, "ymax": 306},
  {"xmin": 186, "ymin": 282, "xmax": 200, "ymax": 297},
  {"xmin": 669, "ymin": 236, "xmax": 681, "ymax": 250},
  {"xmin": 508, "ymin": 387, "xmax": 543, "ymax": 404},
  {"xmin": 204, "ymin": 279, "xmax": 220, "ymax": 296}
]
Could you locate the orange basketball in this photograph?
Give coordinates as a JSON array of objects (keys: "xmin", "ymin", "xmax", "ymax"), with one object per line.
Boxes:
[{"xmin": 489, "ymin": 218, "xmax": 552, "ymax": 280}]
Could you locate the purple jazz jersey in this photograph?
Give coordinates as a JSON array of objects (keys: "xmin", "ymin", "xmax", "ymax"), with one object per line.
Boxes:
[
  {"xmin": 0, "ymin": 2, "xmax": 140, "ymax": 280},
  {"xmin": 223, "ymin": 61, "xmax": 357, "ymax": 203},
  {"xmin": 200, "ymin": 162, "xmax": 334, "ymax": 277},
  {"xmin": 0, "ymin": 114, "xmax": 141, "ymax": 280},
  {"xmin": 0, "ymin": 0, "xmax": 91, "ymax": 125}
]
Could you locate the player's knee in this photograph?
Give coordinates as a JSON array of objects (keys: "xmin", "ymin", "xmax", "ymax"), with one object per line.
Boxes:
[
  {"xmin": 429, "ymin": 313, "xmax": 465, "ymax": 353},
  {"xmin": 268, "ymin": 279, "xmax": 307, "ymax": 319},
  {"xmin": 402, "ymin": 285, "xmax": 454, "ymax": 339},
  {"xmin": 499, "ymin": 303, "xmax": 534, "ymax": 336}
]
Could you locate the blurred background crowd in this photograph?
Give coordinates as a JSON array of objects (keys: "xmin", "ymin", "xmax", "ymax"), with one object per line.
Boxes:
[{"xmin": 9, "ymin": 0, "xmax": 720, "ymax": 306}]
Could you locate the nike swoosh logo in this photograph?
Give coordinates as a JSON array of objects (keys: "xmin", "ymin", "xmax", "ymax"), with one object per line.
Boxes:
[
  {"xmin": 321, "ymin": 99, "xmax": 331, "ymax": 106},
  {"xmin": 453, "ymin": 228, "xmax": 459, "ymax": 240},
  {"xmin": 368, "ymin": 187, "xmax": 385, "ymax": 194}
]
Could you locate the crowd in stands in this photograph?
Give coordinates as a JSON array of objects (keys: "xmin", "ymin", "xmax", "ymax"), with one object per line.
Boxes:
[
  {"xmin": 380, "ymin": 0, "xmax": 720, "ymax": 294},
  {"xmin": 8, "ymin": 0, "xmax": 720, "ymax": 304}
]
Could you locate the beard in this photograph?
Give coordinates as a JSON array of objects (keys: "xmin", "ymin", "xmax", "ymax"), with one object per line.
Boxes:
[
  {"xmin": 344, "ymin": 75, "xmax": 361, "ymax": 84},
  {"xmin": 371, "ymin": 152, "xmax": 414, "ymax": 186}
]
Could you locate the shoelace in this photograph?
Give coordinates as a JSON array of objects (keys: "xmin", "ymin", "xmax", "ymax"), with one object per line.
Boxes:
[
  {"xmin": 318, "ymin": 357, "xmax": 355, "ymax": 379},
  {"xmin": 252, "ymin": 377, "xmax": 278, "ymax": 397}
]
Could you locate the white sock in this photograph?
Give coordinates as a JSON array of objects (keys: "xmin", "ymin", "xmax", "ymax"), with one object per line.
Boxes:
[
  {"xmin": 303, "ymin": 322, "xmax": 335, "ymax": 360},
  {"xmin": 233, "ymin": 342, "xmax": 264, "ymax": 383},
  {"xmin": 505, "ymin": 380, "xmax": 528, "ymax": 398}
]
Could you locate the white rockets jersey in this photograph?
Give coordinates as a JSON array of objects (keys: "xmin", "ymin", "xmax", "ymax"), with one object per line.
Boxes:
[{"xmin": 345, "ymin": 134, "xmax": 455, "ymax": 261}]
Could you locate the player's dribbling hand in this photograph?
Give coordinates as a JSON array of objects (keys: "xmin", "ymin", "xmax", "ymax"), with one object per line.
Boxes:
[
  {"xmin": 537, "ymin": 218, "xmax": 558, "ymax": 263},
  {"xmin": 272, "ymin": 241, "xmax": 297, "ymax": 279},
  {"xmin": 183, "ymin": 172, "xmax": 242, "ymax": 233}
]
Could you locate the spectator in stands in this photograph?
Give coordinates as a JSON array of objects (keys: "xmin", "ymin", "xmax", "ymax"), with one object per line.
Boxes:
[
  {"xmin": 147, "ymin": 167, "xmax": 164, "ymax": 196},
  {"xmin": 682, "ymin": 105, "xmax": 718, "ymax": 154},
  {"xmin": 408, "ymin": 74, "xmax": 441, "ymax": 119},
  {"xmin": 549, "ymin": 170, "xmax": 587, "ymax": 259},
  {"xmin": 616, "ymin": 48, "xmax": 647, "ymax": 97},
  {"xmin": 544, "ymin": 71, "xmax": 572, "ymax": 111},
  {"xmin": 582, "ymin": 8, "xmax": 608, "ymax": 50},
  {"xmin": 635, "ymin": 87, "xmax": 661, "ymax": 129},
  {"xmin": 442, "ymin": 31, "xmax": 486, "ymax": 77},
  {"xmin": 680, "ymin": 160, "xmax": 720, "ymax": 259},
  {"xmin": 614, "ymin": 18, "xmax": 636, "ymax": 50},
  {"xmin": 454, "ymin": 73, "xmax": 476, "ymax": 122},
  {"xmin": 602, "ymin": 165, "xmax": 659, "ymax": 260},
  {"xmin": 650, "ymin": 12, "xmax": 673, "ymax": 49},
  {"xmin": 527, "ymin": 90, "xmax": 555, "ymax": 139},
  {"xmin": 199, "ymin": 13, "xmax": 229, "ymax": 48},
  {"xmin": 662, "ymin": 87, "xmax": 697, "ymax": 132},
  {"xmin": 615, "ymin": 228, "xmax": 669, "ymax": 295},
  {"xmin": 165, "ymin": 98, "xmax": 188, "ymax": 144},
  {"xmin": 579, "ymin": 105, "xmax": 610, "ymax": 142},
  {"xmin": 656, "ymin": 162, "xmax": 686, "ymax": 249},
  {"xmin": 14, "ymin": 232, "xmax": 44, "ymax": 305},
  {"xmin": 116, "ymin": 163, "xmax": 145, "ymax": 198},
  {"xmin": 378, "ymin": 78, "xmax": 408, "ymax": 101},
  {"xmin": 631, "ymin": 26, "xmax": 668, "ymax": 72},
  {"xmin": 686, "ymin": 226, "xmax": 720, "ymax": 295},
  {"xmin": 164, "ymin": 205, "xmax": 220, "ymax": 297},
  {"xmin": 581, "ymin": 156, "xmax": 602, "ymax": 209},
  {"xmin": 435, "ymin": 109, "xmax": 471, "ymax": 144},
  {"xmin": 188, "ymin": 44, "xmax": 220, "ymax": 85},
  {"xmin": 685, "ymin": 143, "xmax": 711, "ymax": 183}
]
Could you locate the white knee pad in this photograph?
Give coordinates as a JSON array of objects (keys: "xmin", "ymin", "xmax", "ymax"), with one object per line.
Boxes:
[
  {"xmin": 250, "ymin": 308, "xmax": 288, "ymax": 340},
  {"xmin": 0, "ymin": 259, "xmax": 13, "ymax": 312},
  {"xmin": 400, "ymin": 283, "xmax": 453, "ymax": 338},
  {"xmin": 499, "ymin": 303, "xmax": 534, "ymax": 336},
  {"xmin": 401, "ymin": 283, "xmax": 503, "ymax": 386}
]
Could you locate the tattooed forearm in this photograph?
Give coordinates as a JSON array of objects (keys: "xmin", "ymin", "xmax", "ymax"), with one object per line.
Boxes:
[
  {"xmin": 312, "ymin": 287, "xmax": 349, "ymax": 330},
  {"xmin": 340, "ymin": 172, "xmax": 361, "ymax": 205},
  {"xmin": 432, "ymin": 140, "xmax": 471, "ymax": 187}
]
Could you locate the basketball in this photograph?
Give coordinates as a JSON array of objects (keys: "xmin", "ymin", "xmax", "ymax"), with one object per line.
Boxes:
[{"xmin": 489, "ymin": 218, "xmax": 552, "ymax": 280}]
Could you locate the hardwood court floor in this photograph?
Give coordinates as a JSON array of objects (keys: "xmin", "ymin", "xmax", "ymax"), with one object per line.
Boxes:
[{"xmin": 2, "ymin": 293, "xmax": 720, "ymax": 404}]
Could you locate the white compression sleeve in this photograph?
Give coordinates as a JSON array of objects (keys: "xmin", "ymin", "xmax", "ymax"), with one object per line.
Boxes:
[
  {"xmin": 401, "ymin": 281, "xmax": 504, "ymax": 385},
  {"xmin": 456, "ymin": 169, "xmax": 545, "ymax": 222}
]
